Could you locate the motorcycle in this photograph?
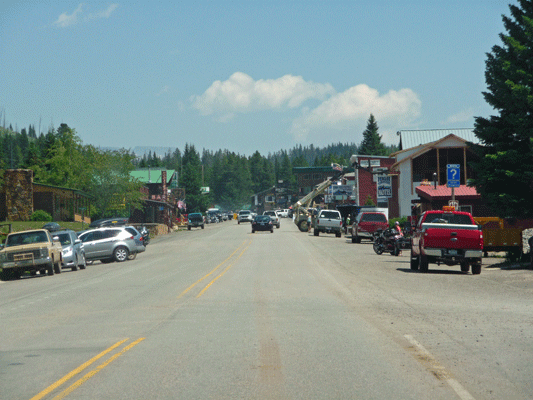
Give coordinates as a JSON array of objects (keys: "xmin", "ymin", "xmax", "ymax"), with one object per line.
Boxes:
[
  {"xmin": 372, "ymin": 227, "xmax": 410, "ymax": 256},
  {"xmin": 139, "ymin": 225, "xmax": 150, "ymax": 246}
]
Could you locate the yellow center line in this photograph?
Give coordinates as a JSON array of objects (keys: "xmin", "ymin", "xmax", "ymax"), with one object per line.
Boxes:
[
  {"xmin": 51, "ymin": 338, "xmax": 145, "ymax": 400},
  {"xmin": 29, "ymin": 339, "xmax": 129, "ymax": 400},
  {"xmin": 196, "ymin": 241, "xmax": 251, "ymax": 298},
  {"xmin": 177, "ymin": 239, "xmax": 249, "ymax": 299}
]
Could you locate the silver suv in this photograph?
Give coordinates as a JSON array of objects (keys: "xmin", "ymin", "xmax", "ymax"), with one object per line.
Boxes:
[{"xmin": 78, "ymin": 227, "xmax": 137, "ymax": 263}]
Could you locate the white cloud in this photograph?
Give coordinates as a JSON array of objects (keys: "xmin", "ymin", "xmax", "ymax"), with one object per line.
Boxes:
[
  {"xmin": 291, "ymin": 84, "xmax": 421, "ymax": 142},
  {"xmin": 444, "ymin": 108, "xmax": 474, "ymax": 125},
  {"xmin": 190, "ymin": 72, "xmax": 335, "ymax": 117},
  {"xmin": 54, "ymin": 4, "xmax": 83, "ymax": 28},
  {"xmin": 88, "ymin": 4, "xmax": 119, "ymax": 20},
  {"xmin": 54, "ymin": 3, "xmax": 118, "ymax": 27},
  {"xmin": 191, "ymin": 73, "xmax": 421, "ymax": 144}
]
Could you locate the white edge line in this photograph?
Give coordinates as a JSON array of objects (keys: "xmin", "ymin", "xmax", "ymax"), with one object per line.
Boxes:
[{"xmin": 404, "ymin": 334, "xmax": 476, "ymax": 400}]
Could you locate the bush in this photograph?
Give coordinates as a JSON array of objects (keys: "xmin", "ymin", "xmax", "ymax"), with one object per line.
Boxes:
[{"xmin": 30, "ymin": 210, "xmax": 53, "ymax": 222}]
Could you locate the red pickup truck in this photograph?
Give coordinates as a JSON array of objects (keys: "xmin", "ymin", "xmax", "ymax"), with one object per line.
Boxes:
[{"xmin": 410, "ymin": 209, "xmax": 484, "ymax": 274}]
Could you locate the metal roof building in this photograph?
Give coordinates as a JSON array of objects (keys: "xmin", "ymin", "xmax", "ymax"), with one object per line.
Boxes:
[{"xmin": 397, "ymin": 129, "xmax": 480, "ymax": 150}]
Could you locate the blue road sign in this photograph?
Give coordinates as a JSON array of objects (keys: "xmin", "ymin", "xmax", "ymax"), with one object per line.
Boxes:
[{"xmin": 447, "ymin": 164, "xmax": 460, "ymax": 188}]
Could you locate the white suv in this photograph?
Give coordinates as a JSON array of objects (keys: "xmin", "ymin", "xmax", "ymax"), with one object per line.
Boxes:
[
  {"xmin": 263, "ymin": 210, "xmax": 281, "ymax": 229},
  {"xmin": 237, "ymin": 210, "xmax": 253, "ymax": 224}
]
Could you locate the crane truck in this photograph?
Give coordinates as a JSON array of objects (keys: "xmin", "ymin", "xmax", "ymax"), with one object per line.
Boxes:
[{"xmin": 292, "ymin": 169, "xmax": 344, "ymax": 232}]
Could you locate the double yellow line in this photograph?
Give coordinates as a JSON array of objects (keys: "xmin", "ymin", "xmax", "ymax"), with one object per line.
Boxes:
[
  {"xmin": 30, "ymin": 338, "xmax": 145, "ymax": 400},
  {"xmin": 178, "ymin": 239, "xmax": 252, "ymax": 299},
  {"xmin": 31, "ymin": 240, "xmax": 251, "ymax": 399}
]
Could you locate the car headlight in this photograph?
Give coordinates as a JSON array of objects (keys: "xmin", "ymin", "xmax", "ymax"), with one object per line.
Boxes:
[{"xmin": 0, "ymin": 253, "xmax": 6, "ymax": 262}]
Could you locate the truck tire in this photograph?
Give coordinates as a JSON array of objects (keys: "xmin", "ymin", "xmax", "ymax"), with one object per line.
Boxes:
[
  {"xmin": 471, "ymin": 263, "xmax": 482, "ymax": 275},
  {"xmin": 460, "ymin": 261, "xmax": 470, "ymax": 273},
  {"xmin": 54, "ymin": 259, "xmax": 61, "ymax": 274},
  {"xmin": 47, "ymin": 262, "xmax": 55, "ymax": 276},
  {"xmin": 419, "ymin": 254, "xmax": 429, "ymax": 272},
  {"xmin": 335, "ymin": 231, "xmax": 341, "ymax": 238},
  {"xmin": 188, "ymin": 225, "xmax": 191, "ymax": 230},
  {"xmin": 297, "ymin": 220, "xmax": 308, "ymax": 232},
  {"xmin": 314, "ymin": 229, "xmax": 319, "ymax": 236},
  {"xmin": 410, "ymin": 255, "xmax": 419, "ymax": 270}
]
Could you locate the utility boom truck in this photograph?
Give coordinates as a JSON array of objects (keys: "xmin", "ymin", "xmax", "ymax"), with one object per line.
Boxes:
[{"xmin": 292, "ymin": 170, "xmax": 343, "ymax": 232}]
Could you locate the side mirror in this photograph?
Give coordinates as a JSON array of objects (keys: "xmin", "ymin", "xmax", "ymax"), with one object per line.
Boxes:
[
  {"xmin": 75, "ymin": 239, "xmax": 81, "ymax": 244},
  {"xmin": 53, "ymin": 236, "xmax": 60, "ymax": 242}
]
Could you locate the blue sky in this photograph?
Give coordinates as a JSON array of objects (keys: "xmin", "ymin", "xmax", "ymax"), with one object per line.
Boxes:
[{"xmin": 0, "ymin": 1, "xmax": 511, "ymax": 156}]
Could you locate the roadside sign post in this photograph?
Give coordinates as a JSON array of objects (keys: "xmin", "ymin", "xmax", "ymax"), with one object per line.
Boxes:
[{"xmin": 447, "ymin": 164, "xmax": 460, "ymax": 203}]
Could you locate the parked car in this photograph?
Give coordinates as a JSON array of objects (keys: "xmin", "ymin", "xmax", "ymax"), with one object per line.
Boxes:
[
  {"xmin": 54, "ymin": 229, "xmax": 86, "ymax": 271},
  {"xmin": 124, "ymin": 226, "xmax": 147, "ymax": 260},
  {"xmin": 251, "ymin": 215, "xmax": 274, "ymax": 233},
  {"xmin": 187, "ymin": 213, "xmax": 205, "ymax": 230},
  {"xmin": 263, "ymin": 210, "xmax": 281, "ymax": 229},
  {"xmin": 238, "ymin": 210, "xmax": 253, "ymax": 224},
  {"xmin": 351, "ymin": 212, "xmax": 389, "ymax": 243},
  {"xmin": 78, "ymin": 227, "xmax": 137, "ymax": 263}
]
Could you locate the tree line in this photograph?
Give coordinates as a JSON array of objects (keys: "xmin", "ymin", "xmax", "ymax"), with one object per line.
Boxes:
[{"xmin": 0, "ymin": 115, "xmax": 397, "ymax": 217}]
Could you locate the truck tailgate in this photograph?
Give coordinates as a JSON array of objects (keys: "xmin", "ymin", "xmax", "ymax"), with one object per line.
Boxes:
[{"xmin": 422, "ymin": 223, "xmax": 482, "ymax": 249}]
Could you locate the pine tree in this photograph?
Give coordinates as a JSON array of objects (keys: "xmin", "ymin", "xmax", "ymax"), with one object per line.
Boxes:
[
  {"xmin": 358, "ymin": 114, "xmax": 388, "ymax": 156},
  {"xmin": 470, "ymin": 0, "xmax": 533, "ymax": 218}
]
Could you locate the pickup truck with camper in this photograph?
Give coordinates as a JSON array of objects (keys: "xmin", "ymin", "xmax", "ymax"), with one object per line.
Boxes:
[
  {"xmin": 410, "ymin": 208, "xmax": 484, "ymax": 274},
  {"xmin": 314, "ymin": 209, "xmax": 343, "ymax": 237},
  {"xmin": 0, "ymin": 229, "xmax": 63, "ymax": 279}
]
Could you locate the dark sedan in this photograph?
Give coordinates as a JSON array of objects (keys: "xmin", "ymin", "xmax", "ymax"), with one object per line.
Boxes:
[{"xmin": 251, "ymin": 215, "xmax": 274, "ymax": 233}]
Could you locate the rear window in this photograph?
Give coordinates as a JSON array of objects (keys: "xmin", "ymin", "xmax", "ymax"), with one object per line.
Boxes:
[
  {"xmin": 424, "ymin": 213, "xmax": 473, "ymax": 225},
  {"xmin": 360, "ymin": 213, "xmax": 387, "ymax": 222},
  {"xmin": 320, "ymin": 211, "xmax": 340, "ymax": 219}
]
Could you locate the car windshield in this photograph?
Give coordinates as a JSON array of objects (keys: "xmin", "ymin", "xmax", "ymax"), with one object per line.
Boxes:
[
  {"xmin": 56, "ymin": 233, "xmax": 72, "ymax": 246},
  {"xmin": 189, "ymin": 214, "xmax": 203, "ymax": 220},
  {"xmin": 424, "ymin": 213, "xmax": 474, "ymax": 225},
  {"xmin": 6, "ymin": 231, "xmax": 48, "ymax": 247}
]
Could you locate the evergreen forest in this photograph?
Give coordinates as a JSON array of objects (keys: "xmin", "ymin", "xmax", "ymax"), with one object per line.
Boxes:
[{"xmin": 0, "ymin": 117, "xmax": 398, "ymax": 218}]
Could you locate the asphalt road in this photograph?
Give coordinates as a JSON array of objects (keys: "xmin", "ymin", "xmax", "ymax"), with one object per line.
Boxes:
[{"xmin": 1, "ymin": 219, "xmax": 532, "ymax": 400}]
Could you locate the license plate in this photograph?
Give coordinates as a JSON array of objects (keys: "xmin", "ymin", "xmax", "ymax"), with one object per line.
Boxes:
[{"xmin": 448, "ymin": 249, "xmax": 457, "ymax": 255}]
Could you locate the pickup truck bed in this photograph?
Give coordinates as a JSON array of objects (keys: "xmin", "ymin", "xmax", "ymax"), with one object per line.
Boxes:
[{"xmin": 411, "ymin": 210, "xmax": 484, "ymax": 274}]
